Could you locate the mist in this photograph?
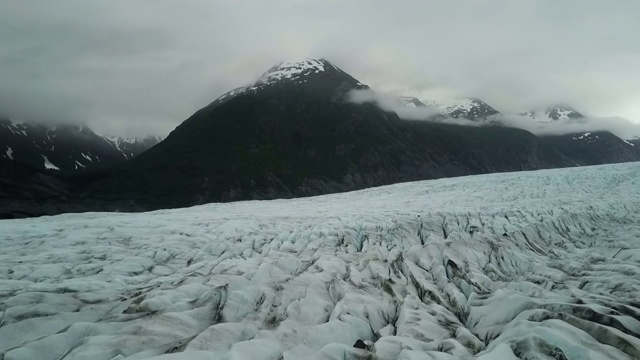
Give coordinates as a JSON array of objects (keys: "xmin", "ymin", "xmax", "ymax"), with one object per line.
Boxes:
[
  {"xmin": 347, "ymin": 89, "xmax": 481, "ymax": 127},
  {"xmin": 496, "ymin": 114, "xmax": 640, "ymax": 139},
  {"xmin": 347, "ymin": 88, "xmax": 640, "ymax": 139}
]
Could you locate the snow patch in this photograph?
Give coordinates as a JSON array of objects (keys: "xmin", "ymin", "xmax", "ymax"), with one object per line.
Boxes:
[
  {"xmin": 41, "ymin": 155, "xmax": 59, "ymax": 170},
  {"xmin": 5, "ymin": 146, "xmax": 13, "ymax": 159},
  {"xmin": 572, "ymin": 132, "xmax": 600, "ymax": 143}
]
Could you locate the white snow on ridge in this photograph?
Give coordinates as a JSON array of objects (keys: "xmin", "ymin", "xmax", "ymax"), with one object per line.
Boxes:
[
  {"xmin": 258, "ymin": 58, "xmax": 326, "ymax": 85},
  {"xmin": 554, "ymin": 108, "xmax": 574, "ymax": 120},
  {"xmin": 573, "ymin": 132, "xmax": 600, "ymax": 143},
  {"xmin": 2, "ymin": 121, "xmax": 28, "ymax": 136},
  {"xmin": 41, "ymin": 155, "xmax": 59, "ymax": 170},
  {"xmin": 212, "ymin": 59, "xmax": 329, "ymax": 104},
  {"xmin": 5, "ymin": 146, "xmax": 13, "ymax": 159},
  {"xmin": 523, "ymin": 107, "xmax": 582, "ymax": 122},
  {"xmin": 422, "ymin": 98, "xmax": 476, "ymax": 113},
  {"xmin": 521, "ymin": 110, "xmax": 555, "ymax": 123},
  {"xmin": 419, "ymin": 98, "xmax": 497, "ymax": 119},
  {"xmin": 1, "ymin": 163, "xmax": 640, "ymax": 359},
  {"xmin": 576, "ymin": 132, "xmax": 591, "ymax": 139}
]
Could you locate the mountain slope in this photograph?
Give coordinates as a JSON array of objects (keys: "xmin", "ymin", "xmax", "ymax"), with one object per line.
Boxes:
[
  {"xmin": 517, "ymin": 106, "xmax": 640, "ymax": 163},
  {"xmin": 0, "ymin": 119, "xmax": 125, "ymax": 172},
  {"xmin": 0, "ymin": 118, "xmax": 162, "ymax": 173},
  {"xmin": 103, "ymin": 135, "xmax": 163, "ymax": 159},
  {"xmin": 542, "ymin": 131, "xmax": 640, "ymax": 165},
  {"xmin": 90, "ymin": 59, "xmax": 573, "ymax": 210},
  {"xmin": 3, "ymin": 162, "xmax": 640, "ymax": 359}
]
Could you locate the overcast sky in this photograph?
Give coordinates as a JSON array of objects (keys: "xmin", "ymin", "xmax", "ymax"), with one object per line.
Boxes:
[{"xmin": 1, "ymin": 0, "xmax": 639, "ymax": 136}]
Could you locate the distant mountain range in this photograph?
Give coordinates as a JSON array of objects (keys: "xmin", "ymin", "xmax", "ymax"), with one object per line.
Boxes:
[
  {"xmin": 398, "ymin": 97, "xmax": 501, "ymax": 120},
  {"xmin": 1, "ymin": 58, "xmax": 638, "ymax": 218},
  {"xmin": 396, "ymin": 95, "xmax": 637, "ymax": 156},
  {"xmin": 0, "ymin": 118, "xmax": 161, "ymax": 173},
  {"xmin": 398, "ymin": 96, "xmax": 586, "ymax": 123},
  {"xmin": 520, "ymin": 105, "xmax": 584, "ymax": 122}
]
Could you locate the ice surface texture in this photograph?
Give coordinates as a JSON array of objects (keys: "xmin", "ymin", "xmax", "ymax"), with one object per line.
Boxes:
[{"xmin": 1, "ymin": 162, "xmax": 640, "ymax": 360}]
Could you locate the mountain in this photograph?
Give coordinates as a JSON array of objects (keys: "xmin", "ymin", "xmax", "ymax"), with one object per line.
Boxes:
[
  {"xmin": 3, "ymin": 58, "xmax": 640, "ymax": 217},
  {"xmin": 542, "ymin": 131, "xmax": 640, "ymax": 165},
  {"xmin": 627, "ymin": 137, "xmax": 640, "ymax": 147},
  {"xmin": 397, "ymin": 96, "xmax": 427, "ymax": 108},
  {"xmin": 422, "ymin": 98, "xmax": 500, "ymax": 120},
  {"xmin": 521, "ymin": 105, "xmax": 584, "ymax": 122},
  {"xmin": 88, "ymin": 58, "xmax": 585, "ymax": 210},
  {"xmin": 516, "ymin": 106, "xmax": 640, "ymax": 163},
  {"xmin": 3, "ymin": 162, "xmax": 640, "ymax": 359},
  {"xmin": 0, "ymin": 118, "xmax": 161, "ymax": 173},
  {"xmin": 103, "ymin": 135, "xmax": 164, "ymax": 159}
]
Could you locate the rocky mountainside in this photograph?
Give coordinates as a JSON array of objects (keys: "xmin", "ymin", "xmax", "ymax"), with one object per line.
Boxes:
[
  {"xmin": 397, "ymin": 98, "xmax": 639, "ymax": 164},
  {"xmin": 103, "ymin": 135, "xmax": 164, "ymax": 159},
  {"xmin": 542, "ymin": 131, "xmax": 640, "ymax": 165},
  {"xmin": 0, "ymin": 118, "xmax": 161, "ymax": 173}
]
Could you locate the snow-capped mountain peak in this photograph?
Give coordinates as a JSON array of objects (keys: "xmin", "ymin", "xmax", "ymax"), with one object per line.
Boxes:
[
  {"xmin": 209, "ymin": 58, "xmax": 365, "ymax": 106},
  {"xmin": 547, "ymin": 105, "xmax": 583, "ymax": 120},
  {"xmin": 521, "ymin": 105, "xmax": 584, "ymax": 122},
  {"xmin": 419, "ymin": 98, "xmax": 500, "ymax": 120},
  {"xmin": 256, "ymin": 58, "xmax": 328, "ymax": 85}
]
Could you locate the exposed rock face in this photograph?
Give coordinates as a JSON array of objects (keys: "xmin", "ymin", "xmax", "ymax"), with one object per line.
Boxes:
[{"xmin": 0, "ymin": 118, "xmax": 161, "ymax": 173}]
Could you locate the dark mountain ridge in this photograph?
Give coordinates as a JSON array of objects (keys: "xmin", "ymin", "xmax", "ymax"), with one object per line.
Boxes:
[{"xmin": 0, "ymin": 118, "xmax": 162, "ymax": 173}]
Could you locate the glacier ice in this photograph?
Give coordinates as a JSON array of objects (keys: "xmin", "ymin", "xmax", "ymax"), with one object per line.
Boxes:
[{"xmin": 1, "ymin": 162, "xmax": 640, "ymax": 359}]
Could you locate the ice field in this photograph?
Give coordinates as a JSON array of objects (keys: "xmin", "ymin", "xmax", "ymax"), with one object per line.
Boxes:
[{"xmin": 1, "ymin": 163, "xmax": 640, "ymax": 359}]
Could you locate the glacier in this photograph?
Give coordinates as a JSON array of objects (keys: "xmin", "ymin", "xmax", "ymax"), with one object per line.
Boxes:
[{"xmin": 1, "ymin": 162, "xmax": 639, "ymax": 360}]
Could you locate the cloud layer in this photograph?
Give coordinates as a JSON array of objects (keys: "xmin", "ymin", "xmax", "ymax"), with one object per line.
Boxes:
[
  {"xmin": 1, "ymin": 0, "xmax": 639, "ymax": 135},
  {"xmin": 348, "ymin": 89, "xmax": 640, "ymax": 139}
]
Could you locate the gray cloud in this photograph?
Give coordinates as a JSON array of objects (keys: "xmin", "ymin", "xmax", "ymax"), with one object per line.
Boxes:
[{"xmin": 1, "ymin": 0, "xmax": 639, "ymax": 136}]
